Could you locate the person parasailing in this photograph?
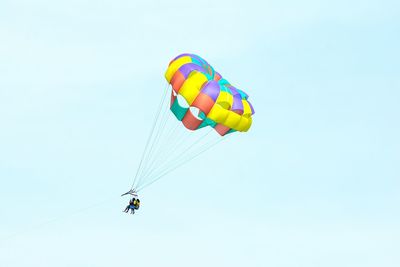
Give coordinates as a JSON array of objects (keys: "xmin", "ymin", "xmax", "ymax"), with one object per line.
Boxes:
[{"xmin": 122, "ymin": 189, "xmax": 140, "ymax": 214}]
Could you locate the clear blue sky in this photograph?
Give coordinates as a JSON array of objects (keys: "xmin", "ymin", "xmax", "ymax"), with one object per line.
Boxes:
[{"xmin": 1, "ymin": 0, "xmax": 399, "ymax": 266}]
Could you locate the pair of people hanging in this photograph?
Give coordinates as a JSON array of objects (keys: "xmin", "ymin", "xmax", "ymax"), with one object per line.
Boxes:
[{"xmin": 124, "ymin": 197, "xmax": 140, "ymax": 214}]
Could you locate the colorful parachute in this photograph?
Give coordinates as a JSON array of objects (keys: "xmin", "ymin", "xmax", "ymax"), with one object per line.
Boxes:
[
  {"xmin": 127, "ymin": 54, "xmax": 255, "ymax": 193},
  {"xmin": 165, "ymin": 54, "xmax": 255, "ymax": 136}
]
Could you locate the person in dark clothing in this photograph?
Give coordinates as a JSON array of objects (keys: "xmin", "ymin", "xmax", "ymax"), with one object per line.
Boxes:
[
  {"xmin": 124, "ymin": 198, "xmax": 135, "ymax": 213},
  {"xmin": 129, "ymin": 198, "xmax": 136, "ymax": 214}
]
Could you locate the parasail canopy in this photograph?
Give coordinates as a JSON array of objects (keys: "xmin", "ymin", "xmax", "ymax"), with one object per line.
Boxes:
[{"xmin": 165, "ymin": 54, "xmax": 255, "ymax": 136}]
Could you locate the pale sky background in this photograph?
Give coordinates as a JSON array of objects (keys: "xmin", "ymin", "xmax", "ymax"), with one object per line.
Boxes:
[{"xmin": 1, "ymin": 0, "xmax": 399, "ymax": 266}]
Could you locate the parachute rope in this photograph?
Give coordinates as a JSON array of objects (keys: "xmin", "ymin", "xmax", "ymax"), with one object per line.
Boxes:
[
  {"xmin": 131, "ymin": 83, "xmax": 169, "ymax": 190},
  {"xmin": 137, "ymin": 134, "xmax": 227, "ymax": 192},
  {"xmin": 139, "ymin": 128, "xmax": 214, "ymax": 183},
  {"xmin": 142, "ymin": 123, "xmax": 194, "ymax": 178},
  {"xmin": 139, "ymin": 121, "xmax": 181, "ymax": 180},
  {"xmin": 135, "ymin": 92, "xmax": 170, "ymax": 187}
]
